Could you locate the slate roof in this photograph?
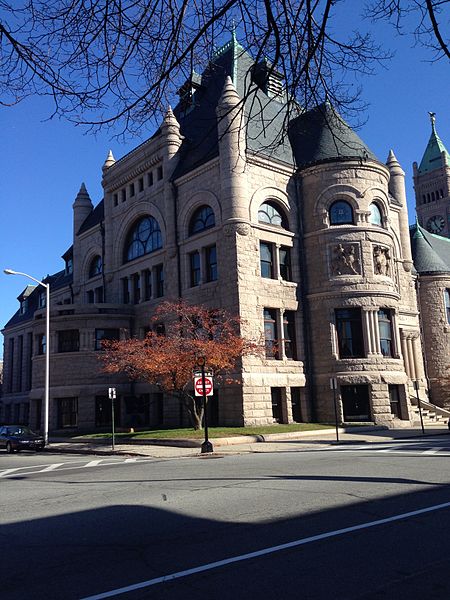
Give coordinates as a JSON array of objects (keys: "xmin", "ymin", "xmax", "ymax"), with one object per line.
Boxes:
[
  {"xmin": 172, "ymin": 36, "xmax": 294, "ymax": 179},
  {"xmin": 78, "ymin": 199, "xmax": 105, "ymax": 235},
  {"xmin": 411, "ymin": 223, "xmax": 450, "ymax": 274},
  {"xmin": 3, "ymin": 270, "xmax": 73, "ymax": 329},
  {"xmin": 418, "ymin": 120, "xmax": 450, "ymax": 175},
  {"xmin": 288, "ymin": 103, "xmax": 378, "ymax": 169}
]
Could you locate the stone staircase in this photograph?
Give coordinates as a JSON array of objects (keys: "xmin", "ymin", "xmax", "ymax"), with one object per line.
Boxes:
[{"xmin": 410, "ymin": 398, "xmax": 450, "ymax": 427}]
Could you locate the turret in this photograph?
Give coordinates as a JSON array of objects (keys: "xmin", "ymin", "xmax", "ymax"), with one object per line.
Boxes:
[
  {"xmin": 160, "ymin": 106, "xmax": 183, "ymax": 176},
  {"xmin": 216, "ymin": 76, "xmax": 248, "ymax": 222},
  {"xmin": 72, "ymin": 182, "xmax": 93, "ymax": 239},
  {"xmin": 102, "ymin": 150, "xmax": 116, "ymax": 174},
  {"xmin": 386, "ymin": 150, "xmax": 413, "ymax": 270}
]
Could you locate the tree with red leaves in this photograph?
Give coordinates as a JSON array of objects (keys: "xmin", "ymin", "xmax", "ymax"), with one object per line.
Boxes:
[{"xmin": 100, "ymin": 300, "xmax": 260, "ymax": 430}]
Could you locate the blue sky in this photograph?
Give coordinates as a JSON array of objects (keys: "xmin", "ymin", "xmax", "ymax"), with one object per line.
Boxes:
[{"xmin": 1, "ymin": 13, "xmax": 449, "ymax": 358}]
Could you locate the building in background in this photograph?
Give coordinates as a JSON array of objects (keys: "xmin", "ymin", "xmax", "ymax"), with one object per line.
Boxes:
[{"xmin": 2, "ymin": 38, "xmax": 448, "ymax": 432}]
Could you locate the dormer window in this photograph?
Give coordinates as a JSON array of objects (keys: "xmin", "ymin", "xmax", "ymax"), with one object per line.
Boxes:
[
  {"xmin": 65, "ymin": 257, "xmax": 73, "ymax": 275},
  {"xmin": 19, "ymin": 298, "xmax": 28, "ymax": 314},
  {"xmin": 38, "ymin": 291, "xmax": 46, "ymax": 308}
]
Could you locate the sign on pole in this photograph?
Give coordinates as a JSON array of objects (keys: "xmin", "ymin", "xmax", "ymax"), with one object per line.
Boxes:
[
  {"xmin": 108, "ymin": 387, "xmax": 116, "ymax": 400},
  {"xmin": 194, "ymin": 375, "xmax": 213, "ymax": 397}
]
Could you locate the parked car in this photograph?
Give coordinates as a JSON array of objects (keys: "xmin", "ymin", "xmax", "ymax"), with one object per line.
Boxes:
[{"xmin": 0, "ymin": 426, "xmax": 45, "ymax": 453}]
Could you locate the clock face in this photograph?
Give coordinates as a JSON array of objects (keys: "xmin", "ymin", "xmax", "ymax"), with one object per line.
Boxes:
[{"xmin": 427, "ymin": 215, "xmax": 445, "ymax": 234}]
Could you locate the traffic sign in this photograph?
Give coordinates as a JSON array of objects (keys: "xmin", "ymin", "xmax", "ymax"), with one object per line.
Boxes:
[
  {"xmin": 194, "ymin": 375, "xmax": 213, "ymax": 397},
  {"xmin": 108, "ymin": 387, "xmax": 117, "ymax": 399}
]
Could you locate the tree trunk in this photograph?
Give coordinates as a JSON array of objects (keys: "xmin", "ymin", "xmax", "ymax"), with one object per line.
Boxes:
[{"xmin": 183, "ymin": 394, "xmax": 204, "ymax": 430}]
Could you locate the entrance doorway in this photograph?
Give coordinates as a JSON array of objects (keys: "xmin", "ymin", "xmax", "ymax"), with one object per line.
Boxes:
[{"xmin": 341, "ymin": 385, "xmax": 370, "ymax": 421}]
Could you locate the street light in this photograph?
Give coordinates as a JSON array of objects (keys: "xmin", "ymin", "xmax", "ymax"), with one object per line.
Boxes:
[{"xmin": 4, "ymin": 268, "xmax": 50, "ymax": 445}]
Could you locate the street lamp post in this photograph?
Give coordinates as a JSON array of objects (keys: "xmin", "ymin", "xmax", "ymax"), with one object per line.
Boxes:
[{"xmin": 4, "ymin": 269, "xmax": 50, "ymax": 445}]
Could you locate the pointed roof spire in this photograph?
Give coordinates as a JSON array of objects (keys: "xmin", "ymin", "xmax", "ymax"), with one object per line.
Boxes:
[
  {"xmin": 102, "ymin": 149, "xmax": 116, "ymax": 173},
  {"xmin": 162, "ymin": 105, "xmax": 180, "ymax": 129},
  {"xmin": 418, "ymin": 112, "xmax": 450, "ymax": 174},
  {"xmin": 73, "ymin": 182, "xmax": 92, "ymax": 207},
  {"xmin": 219, "ymin": 75, "xmax": 240, "ymax": 109}
]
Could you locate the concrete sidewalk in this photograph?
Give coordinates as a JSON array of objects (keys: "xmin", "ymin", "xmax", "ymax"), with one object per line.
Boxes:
[{"xmin": 46, "ymin": 424, "xmax": 450, "ymax": 459}]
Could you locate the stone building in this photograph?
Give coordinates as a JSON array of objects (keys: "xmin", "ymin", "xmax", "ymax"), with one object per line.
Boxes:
[{"xmin": 1, "ymin": 38, "xmax": 447, "ymax": 432}]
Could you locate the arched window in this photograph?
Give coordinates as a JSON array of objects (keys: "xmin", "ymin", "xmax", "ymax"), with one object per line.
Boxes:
[
  {"xmin": 369, "ymin": 203, "xmax": 382, "ymax": 226},
  {"xmin": 329, "ymin": 200, "xmax": 354, "ymax": 225},
  {"xmin": 88, "ymin": 255, "xmax": 102, "ymax": 278},
  {"xmin": 258, "ymin": 201, "xmax": 288, "ymax": 229},
  {"xmin": 124, "ymin": 216, "xmax": 162, "ymax": 262},
  {"xmin": 189, "ymin": 205, "xmax": 215, "ymax": 235}
]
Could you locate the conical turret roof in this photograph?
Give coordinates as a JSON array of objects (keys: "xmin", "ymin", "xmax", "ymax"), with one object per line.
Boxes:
[
  {"xmin": 411, "ymin": 223, "xmax": 450, "ymax": 274},
  {"xmin": 418, "ymin": 112, "xmax": 450, "ymax": 174},
  {"xmin": 288, "ymin": 103, "xmax": 377, "ymax": 168}
]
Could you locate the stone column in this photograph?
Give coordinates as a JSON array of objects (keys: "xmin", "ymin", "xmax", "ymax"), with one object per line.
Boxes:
[
  {"xmin": 406, "ymin": 336, "xmax": 417, "ymax": 380},
  {"xmin": 400, "ymin": 331, "xmax": 410, "ymax": 378}
]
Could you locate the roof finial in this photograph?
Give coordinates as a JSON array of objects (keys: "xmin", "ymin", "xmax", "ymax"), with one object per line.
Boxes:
[{"xmin": 429, "ymin": 111, "xmax": 436, "ymax": 133}]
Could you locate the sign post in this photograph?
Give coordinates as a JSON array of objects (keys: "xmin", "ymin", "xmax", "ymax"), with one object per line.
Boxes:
[
  {"xmin": 108, "ymin": 387, "xmax": 117, "ymax": 452},
  {"xmin": 330, "ymin": 377, "xmax": 339, "ymax": 442},
  {"xmin": 195, "ymin": 357, "xmax": 214, "ymax": 454},
  {"xmin": 414, "ymin": 380, "xmax": 425, "ymax": 434}
]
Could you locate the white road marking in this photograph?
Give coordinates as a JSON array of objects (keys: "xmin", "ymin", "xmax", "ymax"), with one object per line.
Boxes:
[
  {"xmin": 422, "ymin": 448, "xmax": 444, "ymax": 455},
  {"xmin": 0, "ymin": 467, "xmax": 22, "ymax": 478},
  {"xmin": 84, "ymin": 460, "xmax": 102, "ymax": 468},
  {"xmin": 40, "ymin": 463, "xmax": 65, "ymax": 472},
  {"xmin": 80, "ymin": 500, "xmax": 450, "ymax": 600}
]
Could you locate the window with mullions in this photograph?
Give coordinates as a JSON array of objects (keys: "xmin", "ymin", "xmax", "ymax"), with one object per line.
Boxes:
[
  {"xmin": 57, "ymin": 397, "xmax": 78, "ymax": 428},
  {"xmin": 258, "ymin": 201, "xmax": 288, "ymax": 229},
  {"xmin": 283, "ymin": 312, "xmax": 297, "ymax": 360},
  {"xmin": 189, "ymin": 205, "xmax": 215, "ymax": 235},
  {"xmin": 445, "ymin": 290, "xmax": 450, "ymax": 324},
  {"xmin": 206, "ymin": 245, "xmax": 217, "ymax": 282},
  {"xmin": 37, "ymin": 334, "xmax": 46, "ymax": 355},
  {"xmin": 369, "ymin": 203, "xmax": 382, "ymax": 226},
  {"xmin": 329, "ymin": 201, "xmax": 354, "ymax": 225},
  {"xmin": 279, "ymin": 246, "xmax": 292, "ymax": 281},
  {"xmin": 155, "ymin": 264, "xmax": 164, "ymax": 297},
  {"xmin": 89, "ymin": 255, "xmax": 102, "ymax": 278},
  {"xmin": 57, "ymin": 330, "xmax": 79, "ymax": 353},
  {"xmin": 124, "ymin": 216, "xmax": 162, "ymax": 262},
  {"xmin": 264, "ymin": 308, "xmax": 278, "ymax": 359},
  {"xmin": 378, "ymin": 309, "xmax": 394, "ymax": 357},
  {"xmin": 95, "ymin": 329, "xmax": 120, "ymax": 350},
  {"xmin": 260, "ymin": 242, "xmax": 274, "ymax": 278},
  {"xmin": 335, "ymin": 308, "xmax": 364, "ymax": 358},
  {"xmin": 190, "ymin": 251, "xmax": 201, "ymax": 287}
]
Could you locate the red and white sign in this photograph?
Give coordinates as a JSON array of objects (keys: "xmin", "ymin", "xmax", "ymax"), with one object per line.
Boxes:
[{"xmin": 194, "ymin": 375, "xmax": 213, "ymax": 397}]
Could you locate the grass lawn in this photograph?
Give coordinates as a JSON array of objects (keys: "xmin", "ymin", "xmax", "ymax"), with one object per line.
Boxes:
[{"xmin": 74, "ymin": 423, "xmax": 334, "ymax": 440}]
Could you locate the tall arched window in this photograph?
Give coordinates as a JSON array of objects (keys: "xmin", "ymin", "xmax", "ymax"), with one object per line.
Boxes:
[
  {"xmin": 329, "ymin": 200, "xmax": 354, "ymax": 225},
  {"xmin": 369, "ymin": 202, "xmax": 382, "ymax": 226},
  {"xmin": 258, "ymin": 201, "xmax": 288, "ymax": 229},
  {"xmin": 89, "ymin": 255, "xmax": 102, "ymax": 278},
  {"xmin": 189, "ymin": 205, "xmax": 215, "ymax": 235},
  {"xmin": 124, "ymin": 216, "xmax": 162, "ymax": 262}
]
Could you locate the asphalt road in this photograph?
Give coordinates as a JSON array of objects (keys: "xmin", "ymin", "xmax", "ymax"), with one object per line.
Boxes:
[{"xmin": 2, "ymin": 437, "xmax": 450, "ymax": 600}]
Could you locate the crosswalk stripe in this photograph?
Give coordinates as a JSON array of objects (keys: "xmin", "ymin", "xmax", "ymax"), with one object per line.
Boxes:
[
  {"xmin": 84, "ymin": 460, "xmax": 103, "ymax": 468},
  {"xmin": 0, "ymin": 468, "xmax": 22, "ymax": 478},
  {"xmin": 40, "ymin": 463, "xmax": 65, "ymax": 472},
  {"xmin": 422, "ymin": 448, "xmax": 444, "ymax": 455}
]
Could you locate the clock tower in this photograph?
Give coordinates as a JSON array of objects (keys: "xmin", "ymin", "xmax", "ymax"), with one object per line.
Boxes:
[{"xmin": 414, "ymin": 113, "xmax": 450, "ymax": 237}]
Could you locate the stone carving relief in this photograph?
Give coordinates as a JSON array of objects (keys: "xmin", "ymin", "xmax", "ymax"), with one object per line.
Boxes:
[
  {"xmin": 373, "ymin": 245, "xmax": 391, "ymax": 276},
  {"xmin": 224, "ymin": 222, "xmax": 250, "ymax": 236},
  {"xmin": 331, "ymin": 244, "xmax": 360, "ymax": 276}
]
